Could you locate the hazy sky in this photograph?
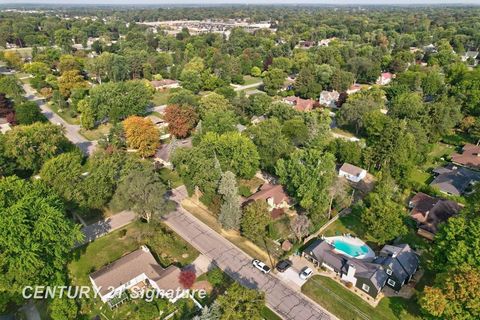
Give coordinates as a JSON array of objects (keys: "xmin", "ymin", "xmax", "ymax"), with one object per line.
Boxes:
[{"xmin": 1, "ymin": 0, "xmax": 479, "ymax": 5}]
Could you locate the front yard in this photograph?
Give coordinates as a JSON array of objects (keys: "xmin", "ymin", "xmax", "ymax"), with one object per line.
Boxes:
[
  {"xmin": 302, "ymin": 275, "xmax": 421, "ymax": 320},
  {"xmin": 79, "ymin": 123, "xmax": 112, "ymax": 141},
  {"xmin": 151, "ymin": 89, "xmax": 171, "ymax": 106},
  {"xmin": 68, "ymin": 221, "xmax": 199, "ymax": 318}
]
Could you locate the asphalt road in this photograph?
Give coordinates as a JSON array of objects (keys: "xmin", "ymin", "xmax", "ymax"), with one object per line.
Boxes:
[
  {"xmin": 21, "ymin": 82, "xmax": 97, "ymax": 155},
  {"xmin": 164, "ymin": 186, "xmax": 336, "ymax": 320}
]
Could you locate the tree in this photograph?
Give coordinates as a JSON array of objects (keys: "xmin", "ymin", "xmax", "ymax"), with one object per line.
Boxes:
[
  {"xmin": 198, "ymin": 92, "xmax": 231, "ymax": 117},
  {"xmin": 388, "ymin": 92, "xmax": 424, "ymax": 120},
  {"xmin": 0, "ymin": 76, "xmax": 24, "ymax": 102},
  {"xmin": 263, "ymin": 68, "xmax": 286, "ymax": 96},
  {"xmin": 290, "ymin": 215, "xmax": 311, "ymax": 242},
  {"xmin": 110, "ymin": 167, "xmax": 168, "ymax": 223},
  {"xmin": 248, "ymin": 118, "xmax": 291, "ymax": 172},
  {"xmin": 193, "ymin": 301, "xmax": 222, "ymax": 320},
  {"xmin": 77, "ymin": 98, "xmax": 95, "ymax": 129},
  {"xmin": 57, "ymin": 69, "xmax": 87, "ymax": 98},
  {"xmin": 3, "ymin": 122, "xmax": 70, "ymax": 172},
  {"xmin": 14, "ymin": 101, "xmax": 45, "ymax": 124},
  {"xmin": 23, "ymin": 61, "xmax": 50, "ymax": 78},
  {"xmin": 49, "ymin": 297, "xmax": 79, "ymax": 320},
  {"xmin": 164, "ymin": 104, "xmax": 198, "ymax": 138},
  {"xmin": 295, "ymin": 67, "xmax": 321, "ymax": 99},
  {"xmin": 3, "ymin": 51, "xmax": 23, "ymax": 69},
  {"xmin": 327, "ymin": 177, "xmax": 351, "ymax": 220},
  {"xmin": 247, "ymin": 93, "xmax": 271, "ymax": 117},
  {"xmin": 427, "ymin": 96, "xmax": 462, "ymax": 142},
  {"xmin": 337, "ymin": 94, "xmax": 384, "ymax": 134},
  {"xmin": 218, "ymin": 171, "xmax": 242, "ymax": 230},
  {"xmin": 419, "ymin": 267, "xmax": 480, "ymax": 319},
  {"xmin": 216, "ymin": 282, "xmax": 264, "ymax": 320},
  {"xmin": 54, "ymin": 29, "xmax": 73, "ymax": 53},
  {"xmin": 282, "ymin": 118, "xmax": 309, "ymax": 147},
  {"xmin": 199, "ymin": 132, "xmax": 259, "ymax": 179},
  {"xmin": 123, "ymin": 116, "xmax": 159, "ymax": 157},
  {"xmin": 250, "ymin": 66, "xmax": 261, "ymax": 77},
  {"xmin": 0, "ymin": 176, "xmax": 83, "ymax": 299},
  {"xmin": 276, "ymin": 149, "xmax": 335, "ymax": 223},
  {"xmin": 178, "ymin": 269, "xmax": 197, "ymax": 289},
  {"xmin": 180, "ymin": 70, "xmax": 203, "ymax": 93},
  {"xmin": 202, "ymin": 110, "xmax": 237, "ymax": 135},
  {"xmin": 241, "ymin": 200, "xmax": 270, "ymax": 241}
]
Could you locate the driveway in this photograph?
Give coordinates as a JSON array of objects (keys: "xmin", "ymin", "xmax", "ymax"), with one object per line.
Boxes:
[
  {"xmin": 21, "ymin": 82, "xmax": 97, "ymax": 155},
  {"xmin": 78, "ymin": 211, "xmax": 136, "ymax": 247},
  {"xmin": 164, "ymin": 186, "xmax": 336, "ymax": 320}
]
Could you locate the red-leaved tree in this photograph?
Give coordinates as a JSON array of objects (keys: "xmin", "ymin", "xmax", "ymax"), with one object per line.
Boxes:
[
  {"xmin": 164, "ymin": 104, "xmax": 198, "ymax": 138},
  {"xmin": 178, "ymin": 269, "xmax": 197, "ymax": 289}
]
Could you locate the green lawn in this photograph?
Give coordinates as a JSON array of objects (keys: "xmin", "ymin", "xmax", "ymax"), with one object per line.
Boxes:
[
  {"xmin": 158, "ymin": 167, "xmax": 183, "ymax": 189},
  {"xmin": 68, "ymin": 221, "xmax": 199, "ymax": 318},
  {"xmin": 302, "ymin": 276, "xmax": 421, "ymax": 320},
  {"xmin": 261, "ymin": 306, "xmax": 283, "ymax": 320},
  {"xmin": 408, "ymin": 169, "xmax": 431, "ymax": 185},
  {"xmin": 48, "ymin": 103, "xmax": 80, "ymax": 125},
  {"xmin": 243, "ymin": 75, "xmax": 263, "ymax": 85},
  {"xmin": 151, "ymin": 89, "xmax": 171, "ymax": 106},
  {"xmin": 322, "ymin": 208, "xmax": 366, "ymax": 239},
  {"xmin": 79, "ymin": 123, "xmax": 112, "ymax": 141}
]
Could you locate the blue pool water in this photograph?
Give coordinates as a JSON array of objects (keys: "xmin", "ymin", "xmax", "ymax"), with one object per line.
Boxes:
[{"xmin": 333, "ymin": 240, "xmax": 369, "ymax": 257}]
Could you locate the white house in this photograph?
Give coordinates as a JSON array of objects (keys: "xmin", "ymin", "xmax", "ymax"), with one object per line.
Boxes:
[
  {"xmin": 319, "ymin": 90, "xmax": 340, "ymax": 108},
  {"xmin": 376, "ymin": 72, "xmax": 395, "ymax": 86},
  {"xmin": 89, "ymin": 246, "xmax": 184, "ymax": 308},
  {"xmin": 339, "ymin": 163, "xmax": 367, "ymax": 183}
]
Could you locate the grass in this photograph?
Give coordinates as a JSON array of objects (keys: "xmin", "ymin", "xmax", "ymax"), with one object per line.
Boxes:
[
  {"xmin": 261, "ymin": 306, "xmax": 283, "ymax": 320},
  {"xmin": 158, "ymin": 167, "xmax": 183, "ymax": 189},
  {"xmin": 302, "ymin": 276, "xmax": 421, "ymax": 320},
  {"xmin": 332, "ymin": 127, "xmax": 356, "ymax": 138},
  {"xmin": 48, "ymin": 103, "xmax": 81, "ymax": 125},
  {"xmin": 322, "ymin": 208, "xmax": 365, "ymax": 239},
  {"xmin": 68, "ymin": 221, "xmax": 199, "ymax": 318},
  {"xmin": 408, "ymin": 169, "xmax": 431, "ymax": 185},
  {"xmin": 268, "ymin": 216, "xmax": 292, "ymax": 241},
  {"xmin": 151, "ymin": 89, "xmax": 171, "ymax": 106},
  {"xmin": 243, "ymin": 75, "xmax": 263, "ymax": 86},
  {"xmin": 79, "ymin": 123, "xmax": 112, "ymax": 141},
  {"xmin": 181, "ymin": 198, "xmax": 275, "ymax": 265}
]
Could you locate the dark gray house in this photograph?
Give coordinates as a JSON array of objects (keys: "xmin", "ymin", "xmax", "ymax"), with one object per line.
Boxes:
[
  {"xmin": 372, "ymin": 244, "xmax": 419, "ymax": 292},
  {"xmin": 430, "ymin": 164, "xmax": 480, "ymax": 196},
  {"xmin": 303, "ymin": 240, "xmax": 419, "ymax": 298}
]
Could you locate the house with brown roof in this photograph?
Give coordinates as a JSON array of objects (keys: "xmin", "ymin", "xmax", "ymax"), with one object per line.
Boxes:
[
  {"xmin": 451, "ymin": 144, "xmax": 480, "ymax": 170},
  {"xmin": 338, "ymin": 163, "xmax": 367, "ymax": 183},
  {"xmin": 282, "ymin": 96, "xmax": 317, "ymax": 112},
  {"xmin": 151, "ymin": 79, "xmax": 180, "ymax": 90},
  {"xmin": 89, "ymin": 246, "xmax": 183, "ymax": 308},
  {"xmin": 244, "ymin": 183, "xmax": 292, "ymax": 219},
  {"xmin": 408, "ymin": 192, "xmax": 462, "ymax": 240}
]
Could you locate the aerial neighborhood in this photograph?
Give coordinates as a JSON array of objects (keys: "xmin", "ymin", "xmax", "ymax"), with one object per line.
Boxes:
[{"xmin": 0, "ymin": 3, "xmax": 479, "ymax": 320}]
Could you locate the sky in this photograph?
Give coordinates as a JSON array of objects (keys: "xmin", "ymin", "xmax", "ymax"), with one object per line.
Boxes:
[{"xmin": 1, "ymin": 0, "xmax": 479, "ymax": 5}]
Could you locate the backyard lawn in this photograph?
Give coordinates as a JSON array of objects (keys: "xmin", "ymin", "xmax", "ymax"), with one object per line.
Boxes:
[
  {"xmin": 68, "ymin": 221, "xmax": 199, "ymax": 318},
  {"xmin": 302, "ymin": 276, "xmax": 421, "ymax": 320},
  {"xmin": 151, "ymin": 89, "xmax": 171, "ymax": 106},
  {"xmin": 79, "ymin": 123, "xmax": 112, "ymax": 141},
  {"xmin": 48, "ymin": 103, "xmax": 80, "ymax": 125},
  {"xmin": 158, "ymin": 167, "xmax": 183, "ymax": 189},
  {"xmin": 243, "ymin": 75, "xmax": 262, "ymax": 85}
]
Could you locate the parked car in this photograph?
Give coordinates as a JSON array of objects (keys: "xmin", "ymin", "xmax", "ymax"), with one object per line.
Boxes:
[
  {"xmin": 252, "ymin": 259, "xmax": 271, "ymax": 274},
  {"xmin": 276, "ymin": 260, "xmax": 292, "ymax": 272},
  {"xmin": 299, "ymin": 267, "xmax": 313, "ymax": 280}
]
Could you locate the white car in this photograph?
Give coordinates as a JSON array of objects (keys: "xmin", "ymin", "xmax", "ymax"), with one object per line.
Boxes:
[
  {"xmin": 299, "ymin": 267, "xmax": 313, "ymax": 280},
  {"xmin": 252, "ymin": 259, "xmax": 271, "ymax": 274}
]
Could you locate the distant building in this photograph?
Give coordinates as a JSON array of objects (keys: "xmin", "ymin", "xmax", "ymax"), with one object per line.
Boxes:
[
  {"xmin": 461, "ymin": 51, "xmax": 479, "ymax": 66},
  {"xmin": 376, "ymin": 72, "xmax": 395, "ymax": 86},
  {"xmin": 451, "ymin": 144, "xmax": 480, "ymax": 170},
  {"xmin": 409, "ymin": 192, "xmax": 461, "ymax": 240},
  {"xmin": 318, "ymin": 37, "xmax": 337, "ymax": 47},
  {"xmin": 319, "ymin": 90, "xmax": 340, "ymax": 108},
  {"xmin": 90, "ymin": 246, "xmax": 184, "ymax": 308},
  {"xmin": 244, "ymin": 183, "xmax": 292, "ymax": 219},
  {"xmin": 151, "ymin": 79, "xmax": 180, "ymax": 90},
  {"xmin": 339, "ymin": 163, "xmax": 367, "ymax": 183},
  {"xmin": 346, "ymin": 84, "xmax": 362, "ymax": 95},
  {"xmin": 154, "ymin": 138, "xmax": 192, "ymax": 169},
  {"xmin": 430, "ymin": 163, "xmax": 480, "ymax": 196},
  {"xmin": 282, "ymin": 96, "xmax": 317, "ymax": 112},
  {"xmin": 297, "ymin": 40, "xmax": 316, "ymax": 49}
]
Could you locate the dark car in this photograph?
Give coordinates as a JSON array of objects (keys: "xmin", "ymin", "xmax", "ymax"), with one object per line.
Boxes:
[{"xmin": 276, "ymin": 259, "xmax": 292, "ymax": 272}]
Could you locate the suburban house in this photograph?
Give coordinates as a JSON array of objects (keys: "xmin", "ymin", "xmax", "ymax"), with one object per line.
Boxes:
[
  {"xmin": 430, "ymin": 163, "xmax": 480, "ymax": 196},
  {"xmin": 338, "ymin": 163, "xmax": 367, "ymax": 183},
  {"xmin": 303, "ymin": 240, "xmax": 419, "ymax": 298},
  {"xmin": 451, "ymin": 144, "xmax": 480, "ymax": 170},
  {"xmin": 346, "ymin": 84, "xmax": 362, "ymax": 95},
  {"xmin": 372, "ymin": 244, "xmax": 419, "ymax": 292},
  {"xmin": 154, "ymin": 138, "xmax": 192, "ymax": 169},
  {"xmin": 376, "ymin": 72, "xmax": 395, "ymax": 86},
  {"xmin": 280, "ymin": 77, "xmax": 295, "ymax": 92},
  {"xmin": 282, "ymin": 96, "xmax": 317, "ymax": 112},
  {"xmin": 319, "ymin": 90, "xmax": 340, "ymax": 108},
  {"xmin": 408, "ymin": 192, "xmax": 462, "ymax": 240},
  {"xmin": 461, "ymin": 51, "xmax": 479, "ymax": 66},
  {"xmin": 89, "ymin": 246, "xmax": 183, "ymax": 308},
  {"xmin": 318, "ymin": 37, "xmax": 337, "ymax": 47},
  {"xmin": 297, "ymin": 40, "xmax": 316, "ymax": 49},
  {"xmin": 244, "ymin": 183, "xmax": 292, "ymax": 219},
  {"xmin": 151, "ymin": 79, "xmax": 180, "ymax": 90}
]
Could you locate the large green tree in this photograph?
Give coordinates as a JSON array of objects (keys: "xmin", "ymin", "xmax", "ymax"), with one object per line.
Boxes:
[{"xmin": 216, "ymin": 282, "xmax": 265, "ymax": 320}]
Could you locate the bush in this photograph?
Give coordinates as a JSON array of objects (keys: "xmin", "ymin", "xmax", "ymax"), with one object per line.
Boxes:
[
  {"xmin": 238, "ymin": 185, "xmax": 252, "ymax": 197},
  {"xmin": 207, "ymin": 268, "xmax": 225, "ymax": 287},
  {"xmin": 345, "ymin": 282, "xmax": 353, "ymax": 289}
]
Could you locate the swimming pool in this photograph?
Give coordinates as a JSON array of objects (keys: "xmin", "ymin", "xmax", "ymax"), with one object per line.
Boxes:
[{"xmin": 333, "ymin": 239, "xmax": 370, "ymax": 258}]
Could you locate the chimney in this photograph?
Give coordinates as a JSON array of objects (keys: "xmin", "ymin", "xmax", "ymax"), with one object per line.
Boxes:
[{"xmin": 347, "ymin": 264, "xmax": 356, "ymax": 278}]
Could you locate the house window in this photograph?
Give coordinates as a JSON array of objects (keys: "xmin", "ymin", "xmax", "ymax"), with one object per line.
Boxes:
[
  {"xmin": 362, "ymin": 284, "xmax": 370, "ymax": 292},
  {"xmin": 387, "ymin": 279, "xmax": 396, "ymax": 287},
  {"xmin": 386, "ymin": 269, "xmax": 392, "ymax": 276}
]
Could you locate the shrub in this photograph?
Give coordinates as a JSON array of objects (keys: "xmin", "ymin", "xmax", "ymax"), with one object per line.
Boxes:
[{"xmin": 238, "ymin": 185, "xmax": 252, "ymax": 197}]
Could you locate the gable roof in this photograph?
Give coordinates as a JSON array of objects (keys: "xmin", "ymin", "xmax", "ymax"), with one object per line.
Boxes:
[
  {"xmin": 375, "ymin": 244, "xmax": 419, "ymax": 282},
  {"xmin": 151, "ymin": 79, "xmax": 178, "ymax": 88},
  {"xmin": 339, "ymin": 163, "xmax": 366, "ymax": 177},
  {"xmin": 430, "ymin": 164, "xmax": 480, "ymax": 195},
  {"xmin": 245, "ymin": 183, "xmax": 290, "ymax": 206},
  {"xmin": 283, "ymin": 96, "xmax": 316, "ymax": 112},
  {"xmin": 451, "ymin": 144, "xmax": 480, "ymax": 170},
  {"xmin": 90, "ymin": 247, "xmax": 181, "ymax": 296}
]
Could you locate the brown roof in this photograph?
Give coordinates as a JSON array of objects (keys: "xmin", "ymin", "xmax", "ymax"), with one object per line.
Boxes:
[
  {"xmin": 339, "ymin": 163, "xmax": 365, "ymax": 177},
  {"xmin": 151, "ymin": 79, "xmax": 178, "ymax": 88},
  {"xmin": 90, "ymin": 247, "xmax": 181, "ymax": 296},
  {"xmin": 409, "ymin": 193, "xmax": 461, "ymax": 235},
  {"xmin": 283, "ymin": 96, "xmax": 316, "ymax": 112},
  {"xmin": 245, "ymin": 183, "xmax": 290, "ymax": 206},
  {"xmin": 451, "ymin": 144, "xmax": 480, "ymax": 170}
]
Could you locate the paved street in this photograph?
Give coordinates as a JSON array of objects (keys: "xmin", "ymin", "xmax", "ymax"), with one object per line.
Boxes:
[
  {"xmin": 164, "ymin": 186, "xmax": 336, "ymax": 320},
  {"xmin": 21, "ymin": 82, "xmax": 97, "ymax": 155}
]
